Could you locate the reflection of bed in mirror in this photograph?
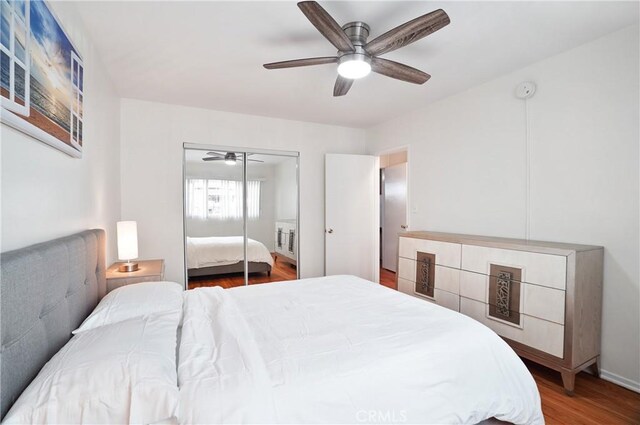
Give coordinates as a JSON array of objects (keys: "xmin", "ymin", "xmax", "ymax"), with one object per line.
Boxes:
[{"xmin": 186, "ymin": 236, "xmax": 273, "ymax": 277}]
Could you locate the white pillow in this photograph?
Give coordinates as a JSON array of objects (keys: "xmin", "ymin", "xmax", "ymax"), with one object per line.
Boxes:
[
  {"xmin": 73, "ymin": 281, "xmax": 183, "ymax": 334},
  {"xmin": 3, "ymin": 313, "xmax": 180, "ymax": 424}
]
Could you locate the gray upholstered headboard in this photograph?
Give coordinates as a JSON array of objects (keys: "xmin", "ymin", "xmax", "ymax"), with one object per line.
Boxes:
[{"xmin": 0, "ymin": 229, "xmax": 106, "ymax": 419}]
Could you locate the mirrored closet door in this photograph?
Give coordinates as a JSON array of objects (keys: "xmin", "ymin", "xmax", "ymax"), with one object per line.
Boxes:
[{"xmin": 183, "ymin": 144, "xmax": 299, "ymax": 289}]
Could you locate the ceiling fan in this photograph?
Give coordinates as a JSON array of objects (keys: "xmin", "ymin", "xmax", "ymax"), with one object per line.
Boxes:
[
  {"xmin": 202, "ymin": 151, "xmax": 264, "ymax": 165},
  {"xmin": 263, "ymin": 1, "xmax": 450, "ymax": 96}
]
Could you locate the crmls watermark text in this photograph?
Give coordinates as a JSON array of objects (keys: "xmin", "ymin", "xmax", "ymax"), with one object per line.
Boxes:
[{"xmin": 356, "ymin": 409, "xmax": 408, "ymax": 423}]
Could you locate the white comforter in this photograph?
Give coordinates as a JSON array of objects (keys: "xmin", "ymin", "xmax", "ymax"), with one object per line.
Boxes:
[
  {"xmin": 178, "ymin": 275, "xmax": 543, "ymax": 424},
  {"xmin": 186, "ymin": 236, "xmax": 274, "ymax": 269}
]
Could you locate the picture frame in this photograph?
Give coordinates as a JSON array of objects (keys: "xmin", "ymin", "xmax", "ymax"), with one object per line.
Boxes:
[{"xmin": 0, "ymin": 0, "xmax": 84, "ymax": 158}]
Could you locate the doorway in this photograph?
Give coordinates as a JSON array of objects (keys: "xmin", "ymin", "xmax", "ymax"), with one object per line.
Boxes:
[
  {"xmin": 183, "ymin": 144, "xmax": 300, "ymax": 290},
  {"xmin": 379, "ymin": 150, "xmax": 408, "ymax": 290}
]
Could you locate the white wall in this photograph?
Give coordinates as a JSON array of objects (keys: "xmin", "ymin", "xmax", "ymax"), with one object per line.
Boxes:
[
  {"xmin": 1, "ymin": 2, "xmax": 121, "ymax": 262},
  {"xmin": 185, "ymin": 160, "xmax": 276, "ymax": 250},
  {"xmin": 120, "ymin": 98, "xmax": 365, "ymax": 284},
  {"xmin": 366, "ymin": 25, "xmax": 640, "ymax": 390}
]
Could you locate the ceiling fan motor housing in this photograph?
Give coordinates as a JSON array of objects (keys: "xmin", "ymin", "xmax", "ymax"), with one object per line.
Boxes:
[
  {"xmin": 338, "ymin": 21, "xmax": 371, "ymax": 76},
  {"xmin": 342, "ymin": 21, "xmax": 370, "ymax": 47},
  {"xmin": 340, "ymin": 21, "xmax": 370, "ymax": 58}
]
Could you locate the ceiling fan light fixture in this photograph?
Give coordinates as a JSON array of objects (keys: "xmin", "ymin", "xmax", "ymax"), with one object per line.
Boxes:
[
  {"xmin": 264, "ymin": 3, "xmax": 450, "ymax": 95},
  {"xmin": 337, "ymin": 53, "xmax": 371, "ymax": 80},
  {"xmin": 224, "ymin": 152, "xmax": 237, "ymax": 165}
]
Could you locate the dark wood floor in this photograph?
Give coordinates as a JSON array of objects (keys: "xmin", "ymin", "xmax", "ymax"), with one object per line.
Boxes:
[
  {"xmin": 380, "ymin": 267, "xmax": 397, "ymax": 290},
  {"xmin": 527, "ymin": 359, "xmax": 640, "ymax": 424},
  {"xmin": 380, "ymin": 267, "xmax": 640, "ymax": 424},
  {"xmin": 188, "ymin": 254, "xmax": 297, "ymax": 289}
]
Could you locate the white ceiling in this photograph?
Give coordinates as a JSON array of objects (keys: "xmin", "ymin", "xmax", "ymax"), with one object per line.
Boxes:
[{"xmin": 75, "ymin": 1, "xmax": 638, "ymax": 128}]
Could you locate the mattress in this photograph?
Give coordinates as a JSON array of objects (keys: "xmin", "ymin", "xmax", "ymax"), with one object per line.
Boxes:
[
  {"xmin": 186, "ymin": 236, "xmax": 274, "ymax": 269},
  {"xmin": 177, "ymin": 275, "xmax": 544, "ymax": 424}
]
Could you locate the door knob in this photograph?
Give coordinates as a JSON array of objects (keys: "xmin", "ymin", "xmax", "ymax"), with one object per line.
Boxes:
[
  {"xmin": 401, "ymin": 225, "xmax": 408, "ymax": 229},
  {"xmin": 327, "ymin": 228, "xmax": 334, "ymax": 234}
]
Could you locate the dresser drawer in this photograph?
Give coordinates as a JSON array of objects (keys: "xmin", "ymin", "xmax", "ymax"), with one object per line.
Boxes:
[
  {"xmin": 397, "ymin": 276, "xmax": 415, "ymax": 296},
  {"xmin": 398, "ymin": 257, "xmax": 413, "ymax": 281},
  {"xmin": 398, "ymin": 237, "xmax": 461, "ymax": 268},
  {"xmin": 461, "ymin": 244, "xmax": 567, "ymax": 290},
  {"xmin": 432, "ymin": 289, "xmax": 460, "ymax": 312},
  {"xmin": 397, "ymin": 278, "xmax": 460, "ymax": 312},
  {"xmin": 397, "ymin": 277, "xmax": 429, "ymax": 300},
  {"xmin": 398, "ymin": 257, "xmax": 460, "ymax": 294},
  {"xmin": 460, "ymin": 297, "xmax": 565, "ymax": 358},
  {"xmin": 459, "ymin": 270, "xmax": 566, "ymax": 325},
  {"xmin": 459, "ymin": 270, "xmax": 486, "ymax": 302},
  {"xmin": 523, "ymin": 284, "xmax": 565, "ymax": 325}
]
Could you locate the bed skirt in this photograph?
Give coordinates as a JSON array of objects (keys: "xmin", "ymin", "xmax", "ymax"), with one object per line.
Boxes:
[{"xmin": 188, "ymin": 261, "xmax": 271, "ymax": 278}]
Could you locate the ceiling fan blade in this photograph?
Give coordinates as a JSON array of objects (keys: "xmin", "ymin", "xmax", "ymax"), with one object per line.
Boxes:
[
  {"xmin": 247, "ymin": 159, "xmax": 264, "ymax": 163},
  {"xmin": 206, "ymin": 151, "xmax": 225, "ymax": 157},
  {"xmin": 365, "ymin": 9, "xmax": 450, "ymax": 56},
  {"xmin": 297, "ymin": 1, "xmax": 354, "ymax": 52},
  {"xmin": 202, "ymin": 157, "xmax": 223, "ymax": 161},
  {"xmin": 264, "ymin": 56, "xmax": 338, "ymax": 69},
  {"xmin": 333, "ymin": 75, "xmax": 353, "ymax": 97},
  {"xmin": 371, "ymin": 57, "xmax": 430, "ymax": 84}
]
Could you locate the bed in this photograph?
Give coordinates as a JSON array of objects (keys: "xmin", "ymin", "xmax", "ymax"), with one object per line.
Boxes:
[
  {"xmin": 2, "ymin": 230, "xmax": 544, "ymax": 424},
  {"xmin": 178, "ymin": 276, "xmax": 544, "ymax": 424},
  {"xmin": 186, "ymin": 236, "xmax": 273, "ymax": 278}
]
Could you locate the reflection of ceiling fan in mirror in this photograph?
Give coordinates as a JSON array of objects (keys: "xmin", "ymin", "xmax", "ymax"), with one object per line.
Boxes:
[{"xmin": 202, "ymin": 151, "xmax": 264, "ymax": 165}]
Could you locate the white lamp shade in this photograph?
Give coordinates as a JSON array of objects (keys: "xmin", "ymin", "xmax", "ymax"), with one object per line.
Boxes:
[{"xmin": 117, "ymin": 221, "xmax": 139, "ymax": 261}]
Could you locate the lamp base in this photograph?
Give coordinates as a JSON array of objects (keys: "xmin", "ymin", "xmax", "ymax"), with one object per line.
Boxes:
[{"xmin": 118, "ymin": 262, "xmax": 139, "ymax": 273}]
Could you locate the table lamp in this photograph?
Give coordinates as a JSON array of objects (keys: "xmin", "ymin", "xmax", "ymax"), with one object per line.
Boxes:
[{"xmin": 117, "ymin": 221, "xmax": 139, "ymax": 272}]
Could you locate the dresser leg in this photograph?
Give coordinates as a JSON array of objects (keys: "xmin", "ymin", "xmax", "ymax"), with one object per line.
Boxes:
[
  {"xmin": 561, "ymin": 371, "xmax": 576, "ymax": 395},
  {"xmin": 590, "ymin": 358, "xmax": 601, "ymax": 378}
]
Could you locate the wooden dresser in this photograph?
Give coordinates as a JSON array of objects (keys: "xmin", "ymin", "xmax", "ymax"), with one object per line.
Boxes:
[{"xmin": 396, "ymin": 231, "xmax": 603, "ymax": 394}]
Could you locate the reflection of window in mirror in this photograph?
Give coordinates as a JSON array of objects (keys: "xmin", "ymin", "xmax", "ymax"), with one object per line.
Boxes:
[{"xmin": 185, "ymin": 178, "xmax": 261, "ymax": 220}]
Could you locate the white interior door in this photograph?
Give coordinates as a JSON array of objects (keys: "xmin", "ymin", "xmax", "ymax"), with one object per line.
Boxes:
[
  {"xmin": 325, "ymin": 154, "xmax": 379, "ymax": 282},
  {"xmin": 382, "ymin": 163, "xmax": 408, "ymax": 272}
]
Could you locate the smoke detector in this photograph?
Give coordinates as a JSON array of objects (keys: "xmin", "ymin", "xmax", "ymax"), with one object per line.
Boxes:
[{"xmin": 516, "ymin": 82, "xmax": 536, "ymax": 99}]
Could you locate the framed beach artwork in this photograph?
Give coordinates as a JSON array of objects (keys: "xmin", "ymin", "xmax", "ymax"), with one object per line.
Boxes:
[{"xmin": 1, "ymin": 0, "xmax": 84, "ymax": 158}]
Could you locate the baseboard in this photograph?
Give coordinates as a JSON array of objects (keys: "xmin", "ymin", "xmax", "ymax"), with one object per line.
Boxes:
[{"xmin": 600, "ymin": 369, "xmax": 640, "ymax": 393}]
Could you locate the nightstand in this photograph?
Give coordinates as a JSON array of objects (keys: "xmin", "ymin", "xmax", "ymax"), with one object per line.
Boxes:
[{"xmin": 106, "ymin": 259, "xmax": 165, "ymax": 293}]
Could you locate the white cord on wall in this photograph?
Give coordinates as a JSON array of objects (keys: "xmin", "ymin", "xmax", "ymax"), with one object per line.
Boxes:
[
  {"xmin": 524, "ymin": 97, "xmax": 531, "ymax": 241},
  {"xmin": 516, "ymin": 82, "xmax": 536, "ymax": 241}
]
